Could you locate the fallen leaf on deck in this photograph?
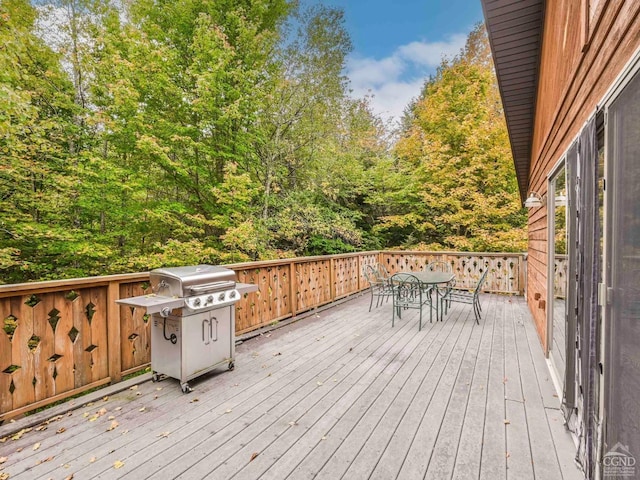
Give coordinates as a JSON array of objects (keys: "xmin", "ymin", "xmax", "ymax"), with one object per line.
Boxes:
[
  {"xmin": 224, "ymin": 409, "xmax": 232, "ymax": 414},
  {"xmin": 129, "ymin": 385, "xmax": 138, "ymax": 391},
  {"xmin": 65, "ymin": 474, "xmax": 74, "ymax": 480},
  {"xmin": 15, "ymin": 448, "xmax": 22, "ymax": 453},
  {"xmin": 136, "ymin": 392, "xmax": 141, "ymax": 396},
  {"xmin": 88, "ymin": 415, "xmax": 99, "ymax": 422},
  {"xmin": 0, "ymin": 473, "xmax": 9, "ymax": 480},
  {"xmin": 273, "ymin": 352, "xmax": 281, "ymax": 356},
  {"xmin": 504, "ymin": 420, "xmax": 510, "ymax": 425},
  {"xmin": 321, "ymin": 436, "xmax": 327, "ymax": 440},
  {"xmin": 33, "ymin": 443, "xmax": 40, "ymax": 451},
  {"xmin": 139, "ymin": 407, "xmax": 146, "ymax": 412},
  {"xmin": 35, "ymin": 456, "xmax": 54, "ymax": 465},
  {"xmin": 316, "ymin": 381, "xmax": 323, "ymax": 386},
  {"xmin": 35, "ymin": 425, "xmax": 47, "ymax": 431},
  {"xmin": 121, "ymin": 429, "xmax": 129, "ymax": 435},
  {"xmin": 106, "ymin": 420, "xmax": 119, "ymax": 432},
  {"xmin": 157, "ymin": 432, "xmax": 170, "ymax": 438},
  {"xmin": 506, "ymin": 452, "xmax": 511, "ymax": 458},
  {"xmin": 115, "ymin": 407, "xmax": 122, "ymax": 411},
  {"xmin": 56, "ymin": 428, "xmax": 66, "ymax": 434},
  {"xmin": 83, "ymin": 412, "xmax": 90, "ymax": 418},
  {"xmin": 0, "ymin": 437, "xmax": 7, "ymax": 443},
  {"xmin": 190, "ymin": 398, "xmax": 199, "ymax": 403},
  {"xmin": 103, "ymin": 396, "xmax": 109, "ymax": 402},
  {"xmin": 156, "ymin": 387, "xmax": 162, "ymax": 391},
  {"xmin": 63, "ymin": 463, "xmax": 71, "ymax": 468},
  {"xmin": 288, "ymin": 421, "xmax": 298, "ymax": 426},
  {"xmin": 114, "ymin": 460, "xmax": 125, "ymax": 469},
  {"xmin": 250, "ymin": 452, "xmax": 259, "ymax": 462},
  {"xmin": 85, "ymin": 402, "xmax": 94, "ymax": 407},
  {"xmin": 12, "ymin": 428, "xmax": 31, "ymax": 440},
  {"xmin": 98, "ymin": 408, "xmax": 107, "ymax": 416},
  {"xmin": 89, "ymin": 457, "xmax": 97, "ymax": 463},
  {"xmin": 108, "ymin": 416, "xmax": 115, "ymax": 420},
  {"xmin": 503, "ymin": 377, "xmax": 508, "ymax": 384},
  {"xmin": 0, "ymin": 456, "xmax": 7, "ymax": 464}
]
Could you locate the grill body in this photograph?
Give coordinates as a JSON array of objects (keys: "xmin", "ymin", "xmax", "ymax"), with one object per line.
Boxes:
[{"xmin": 117, "ymin": 265, "xmax": 256, "ymax": 393}]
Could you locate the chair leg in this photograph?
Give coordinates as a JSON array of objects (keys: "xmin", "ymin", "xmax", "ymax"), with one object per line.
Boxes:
[
  {"xmin": 369, "ymin": 291, "xmax": 374, "ymax": 312},
  {"xmin": 473, "ymin": 299, "xmax": 481, "ymax": 325}
]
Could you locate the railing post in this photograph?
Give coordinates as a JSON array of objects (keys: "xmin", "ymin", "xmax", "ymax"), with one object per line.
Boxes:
[
  {"xmin": 289, "ymin": 260, "xmax": 297, "ymax": 317},
  {"xmin": 357, "ymin": 254, "xmax": 361, "ymax": 292},
  {"xmin": 519, "ymin": 254, "xmax": 526, "ymax": 296},
  {"xmin": 329, "ymin": 256, "xmax": 336, "ymax": 301},
  {"xmin": 107, "ymin": 280, "xmax": 122, "ymax": 384}
]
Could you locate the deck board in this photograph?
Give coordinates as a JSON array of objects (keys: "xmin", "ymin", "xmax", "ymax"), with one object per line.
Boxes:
[{"xmin": 0, "ymin": 294, "xmax": 585, "ymax": 480}]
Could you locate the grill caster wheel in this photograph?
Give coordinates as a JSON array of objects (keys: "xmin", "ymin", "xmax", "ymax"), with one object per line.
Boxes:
[
  {"xmin": 181, "ymin": 382, "xmax": 192, "ymax": 394},
  {"xmin": 228, "ymin": 361, "xmax": 235, "ymax": 371},
  {"xmin": 151, "ymin": 372, "xmax": 160, "ymax": 382}
]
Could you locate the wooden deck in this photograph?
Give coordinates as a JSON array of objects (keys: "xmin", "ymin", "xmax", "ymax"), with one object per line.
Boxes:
[{"xmin": 0, "ymin": 293, "xmax": 584, "ymax": 480}]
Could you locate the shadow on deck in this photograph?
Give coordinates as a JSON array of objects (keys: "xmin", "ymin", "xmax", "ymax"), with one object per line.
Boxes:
[{"xmin": 0, "ymin": 293, "xmax": 584, "ymax": 479}]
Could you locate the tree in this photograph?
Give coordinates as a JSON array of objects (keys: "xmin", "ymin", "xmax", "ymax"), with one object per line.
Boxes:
[
  {"xmin": 385, "ymin": 23, "xmax": 527, "ymax": 252},
  {"xmin": 0, "ymin": 0, "xmax": 83, "ymax": 282}
]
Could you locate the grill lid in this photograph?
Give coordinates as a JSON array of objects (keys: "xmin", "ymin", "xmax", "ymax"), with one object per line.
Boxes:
[{"xmin": 150, "ymin": 265, "xmax": 236, "ymax": 298}]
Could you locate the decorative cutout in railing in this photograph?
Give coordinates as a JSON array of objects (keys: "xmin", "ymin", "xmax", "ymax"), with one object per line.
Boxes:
[{"xmin": 0, "ymin": 250, "xmax": 524, "ymax": 421}]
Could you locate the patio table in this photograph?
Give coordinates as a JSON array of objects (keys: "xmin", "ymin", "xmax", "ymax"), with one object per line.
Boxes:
[{"xmin": 410, "ymin": 270, "xmax": 455, "ymax": 321}]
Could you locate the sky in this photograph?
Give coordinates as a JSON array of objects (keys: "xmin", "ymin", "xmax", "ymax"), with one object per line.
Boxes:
[{"xmin": 319, "ymin": 0, "xmax": 485, "ymax": 125}]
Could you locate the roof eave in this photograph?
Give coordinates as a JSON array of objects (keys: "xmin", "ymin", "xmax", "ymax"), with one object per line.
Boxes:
[{"xmin": 480, "ymin": 0, "xmax": 545, "ymax": 202}]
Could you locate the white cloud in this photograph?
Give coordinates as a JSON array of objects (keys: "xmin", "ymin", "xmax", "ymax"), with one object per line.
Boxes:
[{"xmin": 346, "ymin": 34, "xmax": 467, "ymax": 127}]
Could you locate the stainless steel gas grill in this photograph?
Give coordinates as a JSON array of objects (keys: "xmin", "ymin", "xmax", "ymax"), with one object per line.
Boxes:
[{"xmin": 117, "ymin": 265, "xmax": 257, "ymax": 393}]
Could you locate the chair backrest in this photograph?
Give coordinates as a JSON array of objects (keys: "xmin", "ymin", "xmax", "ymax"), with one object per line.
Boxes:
[
  {"xmin": 427, "ymin": 260, "xmax": 452, "ymax": 273},
  {"xmin": 363, "ymin": 264, "xmax": 382, "ymax": 287},
  {"xmin": 391, "ymin": 272, "xmax": 422, "ymax": 305},
  {"xmin": 474, "ymin": 269, "xmax": 489, "ymax": 294},
  {"xmin": 376, "ymin": 262, "xmax": 391, "ymax": 280}
]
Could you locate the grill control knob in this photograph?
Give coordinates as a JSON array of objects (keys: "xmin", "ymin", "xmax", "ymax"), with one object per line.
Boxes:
[
  {"xmin": 229, "ymin": 291, "xmax": 236, "ymax": 299},
  {"xmin": 218, "ymin": 293, "xmax": 226, "ymax": 301},
  {"xmin": 193, "ymin": 297, "xmax": 201, "ymax": 307},
  {"xmin": 206, "ymin": 295, "xmax": 213, "ymax": 304}
]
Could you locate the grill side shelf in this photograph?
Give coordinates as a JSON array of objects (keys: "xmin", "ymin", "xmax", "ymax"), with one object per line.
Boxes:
[{"xmin": 116, "ymin": 295, "xmax": 185, "ymax": 314}]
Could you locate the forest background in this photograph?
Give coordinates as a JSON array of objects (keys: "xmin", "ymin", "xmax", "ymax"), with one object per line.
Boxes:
[{"xmin": 0, "ymin": 0, "xmax": 526, "ymax": 284}]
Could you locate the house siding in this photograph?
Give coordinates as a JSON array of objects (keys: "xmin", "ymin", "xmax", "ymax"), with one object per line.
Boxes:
[{"xmin": 527, "ymin": 0, "xmax": 640, "ymax": 347}]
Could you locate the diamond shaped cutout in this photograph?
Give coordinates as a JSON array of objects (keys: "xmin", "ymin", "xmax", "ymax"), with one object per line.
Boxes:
[
  {"xmin": 9, "ymin": 379, "xmax": 15, "ymax": 394},
  {"xmin": 68, "ymin": 326, "xmax": 79, "ymax": 343},
  {"xmin": 48, "ymin": 309, "xmax": 60, "ymax": 332},
  {"xmin": 3, "ymin": 315, "xmax": 18, "ymax": 341},
  {"xmin": 48, "ymin": 353, "xmax": 62, "ymax": 362},
  {"xmin": 52, "ymin": 366, "xmax": 58, "ymax": 379},
  {"xmin": 32, "ymin": 376, "xmax": 37, "ymax": 387},
  {"xmin": 85, "ymin": 344, "xmax": 97, "ymax": 353},
  {"xmin": 25, "ymin": 294, "xmax": 41, "ymax": 307},
  {"xmin": 28, "ymin": 335, "xmax": 40, "ymax": 352},
  {"xmin": 65, "ymin": 290, "xmax": 79, "ymax": 301},
  {"xmin": 128, "ymin": 333, "xmax": 139, "ymax": 341},
  {"xmin": 3, "ymin": 365, "xmax": 20, "ymax": 374},
  {"xmin": 143, "ymin": 314, "xmax": 150, "ymax": 324},
  {"xmin": 85, "ymin": 302, "xmax": 96, "ymax": 324}
]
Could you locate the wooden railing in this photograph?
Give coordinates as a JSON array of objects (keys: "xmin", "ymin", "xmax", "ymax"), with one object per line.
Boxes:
[{"xmin": 0, "ymin": 250, "xmax": 524, "ymax": 421}]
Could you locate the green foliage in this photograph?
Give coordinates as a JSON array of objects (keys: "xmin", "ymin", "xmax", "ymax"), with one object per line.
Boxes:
[
  {"xmin": 0, "ymin": 9, "xmax": 526, "ymax": 284},
  {"xmin": 388, "ymin": 24, "xmax": 527, "ymax": 252}
]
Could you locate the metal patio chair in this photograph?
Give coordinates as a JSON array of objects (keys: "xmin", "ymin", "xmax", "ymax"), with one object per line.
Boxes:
[
  {"xmin": 427, "ymin": 260, "xmax": 455, "ymax": 314},
  {"xmin": 363, "ymin": 264, "xmax": 393, "ymax": 311},
  {"xmin": 391, "ymin": 272, "xmax": 433, "ymax": 331},
  {"xmin": 442, "ymin": 269, "xmax": 488, "ymax": 324}
]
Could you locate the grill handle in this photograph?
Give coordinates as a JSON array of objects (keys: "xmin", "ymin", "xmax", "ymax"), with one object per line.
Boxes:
[{"xmin": 188, "ymin": 281, "xmax": 236, "ymax": 294}]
